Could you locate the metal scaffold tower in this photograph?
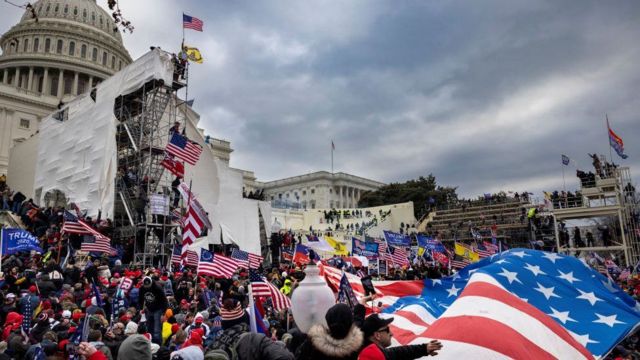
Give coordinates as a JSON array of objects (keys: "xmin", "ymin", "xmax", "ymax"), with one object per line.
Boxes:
[
  {"xmin": 113, "ymin": 67, "xmax": 188, "ymax": 267},
  {"xmin": 551, "ymin": 166, "xmax": 639, "ymax": 266}
]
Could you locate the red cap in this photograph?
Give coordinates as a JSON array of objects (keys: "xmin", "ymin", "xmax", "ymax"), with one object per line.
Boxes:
[
  {"xmin": 171, "ymin": 323, "xmax": 180, "ymax": 334},
  {"xmin": 68, "ymin": 326, "xmax": 77, "ymax": 334},
  {"xmin": 29, "ymin": 285, "xmax": 37, "ymax": 293}
]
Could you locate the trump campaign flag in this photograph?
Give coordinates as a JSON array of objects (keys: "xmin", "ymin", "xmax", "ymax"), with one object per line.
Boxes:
[
  {"xmin": 382, "ymin": 249, "xmax": 640, "ymax": 358},
  {"xmin": 383, "ymin": 230, "xmax": 411, "ymax": 247},
  {"xmin": 352, "ymin": 237, "xmax": 379, "ymax": 258},
  {"xmin": 1, "ymin": 228, "xmax": 43, "ymax": 255}
]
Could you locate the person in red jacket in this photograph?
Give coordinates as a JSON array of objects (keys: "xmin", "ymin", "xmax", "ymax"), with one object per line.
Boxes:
[{"xmin": 358, "ymin": 314, "xmax": 442, "ymax": 360}]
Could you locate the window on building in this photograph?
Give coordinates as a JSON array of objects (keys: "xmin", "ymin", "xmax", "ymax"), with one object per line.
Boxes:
[
  {"xmin": 73, "ymin": 7, "xmax": 78, "ymax": 16},
  {"xmin": 119, "ymin": 60, "xmax": 122, "ymax": 70},
  {"xmin": 278, "ymin": 194, "xmax": 282, "ymax": 199},
  {"xmin": 302, "ymin": 190, "xmax": 306, "ymax": 196},
  {"xmin": 23, "ymin": 39, "xmax": 29, "ymax": 52},
  {"xmin": 102, "ymin": 52, "xmax": 107, "ymax": 66},
  {"xmin": 56, "ymin": 39, "xmax": 63, "ymax": 54},
  {"xmin": 68, "ymin": 41, "xmax": 75, "ymax": 56},
  {"xmin": 286, "ymin": 194, "xmax": 290, "ymax": 198},
  {"xmin": 33, "ymin": 38, "xmax": 39, "ymax": 52},
  {"xmin": 46, "ymin": 4, "xmax": 50, "ymax": 13},
  {"xmin": 311, "ymin": 200, "xmax": 316, "ymax": 209},
  {"xmin": 270, "ymin": 196, "xmax": 274, "ymax": 201},
  {"xmin": 19, "ymin": 119, "xmax": 30, "ymax": 129},
  {"xmin": 81, "ymin": 44, "xmax": 86, "ymax": 58},
  {"xmin": 63, "ymin": 5, "xmax": 68, "ymax": 14},
  {"xmin": 92, "ymin": 48, "xmax": 97, "ymax": 61},
  {"xmin": 329, "ymin": 189, "xmax": 333, "ymax": 194},
  {"xmin": 54, "ymin": 4, "xmax": 59, "ymax": 13},
  {"xmin": 91, "ymin": 12, "xmax": 96, "ymax": 22},
  {"xmin": 44, "ymin": 38, "xmax": 51, "ymax": 52},
  {"xmin": 311, "ymin": 188, "xmax": 315, "ymax": 194},
  {"xmin": 64, "ymin": 74, "xmax": 72, "ymax": 94},
  {"xmin": 83, "ymin": 9, "xmax": 87, "ymax": 18},
  {"xmin": 111, "ymin": 55, "xmax": 115, "ymax": 69}
]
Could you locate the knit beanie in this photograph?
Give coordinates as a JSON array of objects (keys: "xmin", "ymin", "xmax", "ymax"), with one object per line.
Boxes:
[
  {"xmin": 325, "ymin": 303, "xmax": 353, "ymax": 340},
  {"xmin": 219, "ymin": 303, "xmax": 248, "ymax": 330},
  {"xmin": 118, "ymin": 334, "xmax": 152, "ymax": 360},
  {"xmin": 125, "ymin": 321, "xmax": 139, "ymax": 335},
  {"xmin": 171, "ymin": 345, "xmax": 204, "ymax": 360}
]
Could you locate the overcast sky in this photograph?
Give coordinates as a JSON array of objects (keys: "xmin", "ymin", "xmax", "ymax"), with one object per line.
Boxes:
[{"xmin": 2, "ymin": 1, "xmax": 639, "ymax": 198}]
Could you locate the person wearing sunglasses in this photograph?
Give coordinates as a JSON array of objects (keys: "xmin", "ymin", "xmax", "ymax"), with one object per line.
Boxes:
[{"xmin": 359, "ymin": 314, "xmax": 442, "ymax": 359}]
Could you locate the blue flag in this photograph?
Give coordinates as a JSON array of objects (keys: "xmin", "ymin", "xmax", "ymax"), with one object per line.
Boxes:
[
  {"xmin": 384, "ymin": 249, "xmax": 640, "ymax": 357},
  {"xmin": 383, "ymin": 231, "xmax": 411, "ymax": 247},
  {"xmin": 417, "ymin": 235, "xmax": 445, "ymax": 252},
  {"xmin": 337, "ymin": 272, "xmax": 359, "ymax": 309},
  {"xmin": 1, "ymin": 228, "xmax": 43, "ymax": 255}
]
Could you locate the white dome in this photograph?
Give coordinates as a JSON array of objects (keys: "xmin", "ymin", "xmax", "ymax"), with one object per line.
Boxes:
[{"xmin": 21, "ymin": 0, "xmax": 124, "ymax": 43}]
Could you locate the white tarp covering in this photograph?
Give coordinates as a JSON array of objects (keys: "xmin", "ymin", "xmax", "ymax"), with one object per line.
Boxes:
[{"xmin": 34, "ymin": 49, "xmax": 174, "ymax": 217}]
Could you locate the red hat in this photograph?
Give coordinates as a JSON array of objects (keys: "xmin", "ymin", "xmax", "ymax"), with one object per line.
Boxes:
[
  {"xmin": 171, "ymin": 323, "xmax": 180, "ymax": 334},
  {"xmin": 68, "ymin": 326, "xmax": 77, "ymax": 334},
  {"xmin": 119, "ymin": 314, "xmax": 131, "ymax": 322},
  {"xmin": 113, "ymin": 273, "xmax": 121, "ymax": 278},
  {"xmin": 72, "ymin": 312, "xmax": 84, "ymax": 322},
  {"xmin": 29, "ymin": 285, "xmax": 37, "ymax": 293}
]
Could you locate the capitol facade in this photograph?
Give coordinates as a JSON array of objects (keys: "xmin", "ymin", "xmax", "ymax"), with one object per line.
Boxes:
[{"xmin": 0, "ymin": 0, "xmax": 132, "ymax": 175}]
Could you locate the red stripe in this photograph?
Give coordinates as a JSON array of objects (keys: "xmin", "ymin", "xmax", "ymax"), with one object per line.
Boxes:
[
  {"xmin": 394, "ymin": 309, "xmax": 432, "ymax": 328},
  {"xmin": 375, "ymin": 281, "xmax": 424, "ymax": 297},
  {"xmin": 459, "ymin": 282, "xmax": 592, "ymax": 358},
  {"xmin": 425, "ymin": 316, "xmax": 557, "ymax": 359},
  {"xmin": 389, "ymin": 323, "xmax": 421, "ymax": 345}
]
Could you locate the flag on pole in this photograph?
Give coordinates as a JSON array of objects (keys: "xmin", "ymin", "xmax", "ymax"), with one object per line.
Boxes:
[
  {"xmin": 231, "ymin": 248, "xmax": 263, "ymax": 269},
  {"xmin": 249, "ymin": 269, "xmax": 291, "ymax": 311},
  {"xmin": 182, "ymin": 46, "xmax": 203, "ymax": 64},
  {"xmin": 562, "ymin": 154, "xmax": 570, "ymax": 166},
  {"xmin": 161, "ymin": 152, "xmax": 184, "ymax": 178},
  {"xmin": 607, "ymin": 117, "xmax": 628, "ymax": 159},
  {"xmin": 182, "ymin": 14, "xmax": 203, "ymax": 31},
  {"xmin": 281, "ymin": 247, "xmax": 293, "ymax": 262},
  {"xmin": 166, "ymin": 132, "xmax": 203, "ymax": 165},
  {"xmin": 198, "ymin": 249, "xmax": 238, "ymax": 278},
  {"xmin": 331, "ymin": 140, "xmax": 335, "ymax": 150},
  {"xmin": 337, "ymin": 272, "xmax": 359, "ymax": 309},
  {"xmin": 62, "ymin": 211, "xmax": 112, "ymax": 254}
]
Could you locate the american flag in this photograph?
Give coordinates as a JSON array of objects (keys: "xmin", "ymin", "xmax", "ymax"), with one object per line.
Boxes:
[
  {"xmin": 483, "ymin": 241, "xmax": 499, "ymax": 254},
  {"xmin": 249, "ymin": 269, "xmax": 291, "ymax": 311},
  {"xmin": 381, "ymin": 249, "xmax": 640, "ymax": 358},
  {"xmin": 62, "ymin": 211, "xmax": 112, "ymax": 253},
  {"xmin": 183, "ymin": 13, "xmax": 203, "ymax": 32},
  {"xmin": 374, "ymin": 238, "xmax": 392, "ymax": 261},
  {"xmin": 171, "ymin": 244, "xmax": 183, "ymax": 265},
  {"xmin": 389, "ymin": 246, "xmax": 409, "ymax": 266},
  {"xmin": 166, "ymin": 132, "xmax": 202, "ymax": 165},
  {"xmin": 231, "ymin": 248, "xmax": 263, "ymax": 269},
  {"xmin": 450, "ymin": 258, "xmax": 470, "ymax": 269},
  {"xmin": 182, "ymin": 203, "xmax": 206, "ymax": 262},
  {"xmin": 198, "ymin": 249, "xmax": 238, "ymax": 278},
  {"xmin": 475, "ymin": 243, "xmax": 492, "ymax": 259},
  {"xmin": 160, "ymin": 152, "xmax": 184, "ymax": 178},
  {"xmin": 173, "ymin": 244, "xmax": 198, "ymax": 267}
]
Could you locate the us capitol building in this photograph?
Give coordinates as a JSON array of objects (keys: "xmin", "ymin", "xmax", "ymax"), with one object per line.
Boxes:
[{"xmin": 0, "ymin": 0, "xmax": 385, "ymax": 210}]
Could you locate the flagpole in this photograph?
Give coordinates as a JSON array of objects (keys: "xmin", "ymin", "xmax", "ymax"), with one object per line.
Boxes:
[
  {"xmin": 561, "ymin": 156, "xmax": 566, "ymax": 195},
  {"xmin": 606, "ymin": 114, "xmax": 613, "ymax": 163},
  {"xmin": 248, "ymin": 282, "xmax": 258, "ymax": 333}
]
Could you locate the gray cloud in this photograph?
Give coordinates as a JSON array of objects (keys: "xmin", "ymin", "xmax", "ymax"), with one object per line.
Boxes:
[{"xmin": 2, "ymin": 0, "xmax": 639, "ymax": 199}]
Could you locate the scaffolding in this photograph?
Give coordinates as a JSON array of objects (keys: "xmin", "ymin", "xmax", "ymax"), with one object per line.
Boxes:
[
  {"xmin": 550, "ymin": 166, "xmax": 639, "ymax": 266},
  {"xmin": 112, "ymin": 67, "xmax": 188, "ymax": 267}
]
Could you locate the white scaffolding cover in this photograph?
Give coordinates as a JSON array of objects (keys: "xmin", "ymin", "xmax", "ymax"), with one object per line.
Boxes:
[{"xmin": 34, "ymin": 50, "xmax": 174, "ymax": 217}]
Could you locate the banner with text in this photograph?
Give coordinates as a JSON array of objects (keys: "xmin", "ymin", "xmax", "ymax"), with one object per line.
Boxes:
[
  {"xmin": 1, "ymin": 228, "xmax": 44, "ymax": 255},
  {"xmin": 383, "ymin": 231, "xmax": 411, "ymax": 247}
]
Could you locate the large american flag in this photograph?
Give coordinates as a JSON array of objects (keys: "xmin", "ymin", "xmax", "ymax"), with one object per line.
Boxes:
[
  {"xmin": 166, "ymin": 132, "xmax": 202, "ymax": 165},
  {"xmin": 62, "ymin": 211, "xmax": 112, "ymax": 253},
  {"xmin": 249, "ymin": 269, "xmax": 291, "ymax": 311},
  {"xmin": 381, "ymin": 249, "xmax": 640, "ymax": 358},
  {"xmin": 182, "ymin": 13, "xmax": 203, "ymax": 32},
  {"xmin": 231, "ymin": 248, "xmax": 263, "ymax": 269},
  {"xmin": 198, "ymin": 249, "xmax": 238, "ymax": 278}
]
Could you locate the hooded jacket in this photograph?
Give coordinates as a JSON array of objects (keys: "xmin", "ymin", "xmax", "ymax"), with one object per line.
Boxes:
[
  {"xmin": 295, "ymin": 324, "xmax": 363, "ymax": 360},
  {"xmin": 235, "ymin": 332, "xmax": 294, "ymax": 360}
]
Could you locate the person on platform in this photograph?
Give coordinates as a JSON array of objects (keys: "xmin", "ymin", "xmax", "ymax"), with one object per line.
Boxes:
[{"xmin": 358, "ymin": 314, "xmax": 442, "ymax": 360}]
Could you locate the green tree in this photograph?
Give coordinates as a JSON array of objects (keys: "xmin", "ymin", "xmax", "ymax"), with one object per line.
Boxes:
[{"xmin": 357, "ymin": 175, "xmax": 457, "ymax": 219}]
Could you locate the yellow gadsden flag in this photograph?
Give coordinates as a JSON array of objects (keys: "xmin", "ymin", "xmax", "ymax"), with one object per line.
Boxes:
[
  {"xmin": 182, "ymin": 46, "xmax": 203, "ymax": 64},
  {"xmin": 324, "ymin": 236, "xmax": 349, "ymax": 256},
  {"xmin": 454, "ymin": 242, "xmax": 480, "ymax": 262}
]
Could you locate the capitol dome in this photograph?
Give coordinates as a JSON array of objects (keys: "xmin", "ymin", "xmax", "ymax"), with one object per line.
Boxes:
[{"xmin": 0, "ymin": 0, "xmax": 132, "ymax": 101}]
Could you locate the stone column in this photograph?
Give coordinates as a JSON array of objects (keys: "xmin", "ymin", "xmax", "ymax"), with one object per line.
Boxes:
[
  {"xmin": 2, "ymin": 69, "xmax": 7, "ymax": 84},
  {"xmin": 88, "ymin": 75, "xmax": 93, "ymax": 89},
  {"xmin": 42, "ymin": 67, "xmax": 49, "ymax": 95},
  {"xmin": 57, "ymin": 69, "xmax": 64, "ymax": 98},
  {"xmin": 27, "ymin": 67, "xmax": 34, "ymax": 91},
  {"xmin": 14, "ymin": 68, "xmax": 21, "ymax": 87},
  {"xmin": 72, "ymin": 71, "xmax": 79, "ymax": 95}
]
